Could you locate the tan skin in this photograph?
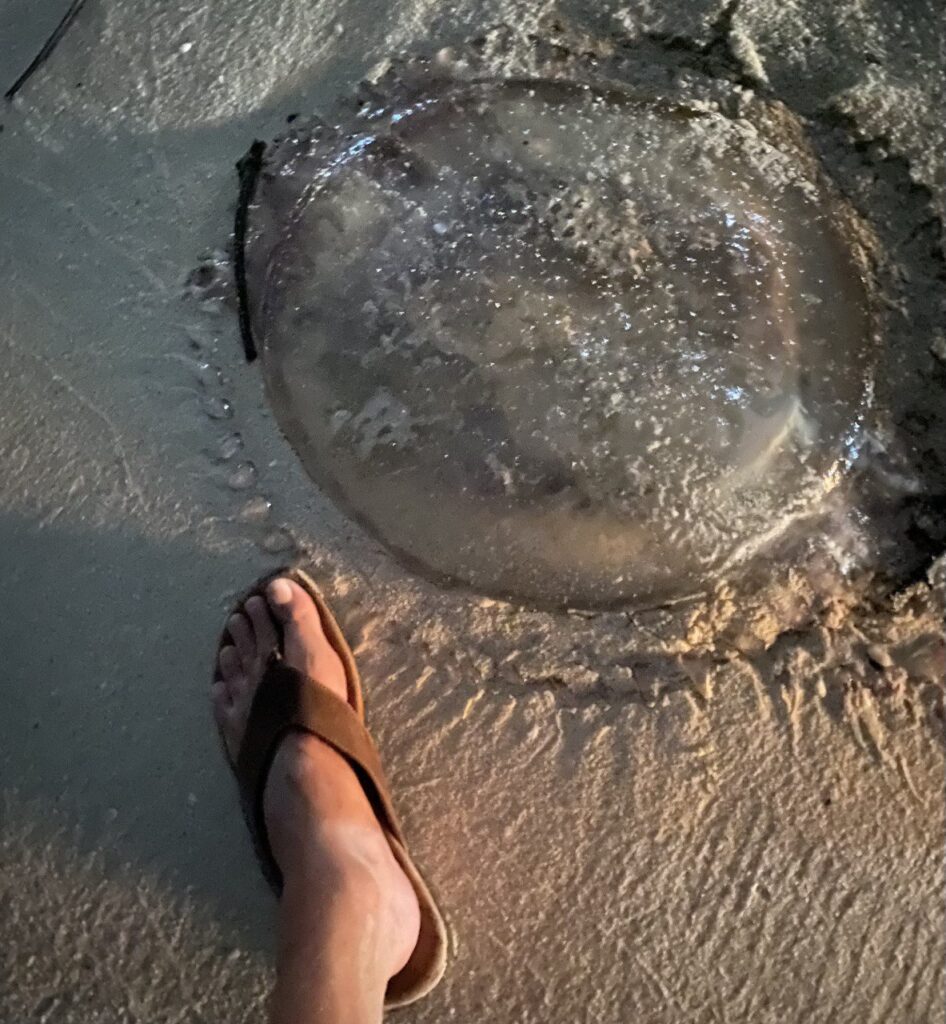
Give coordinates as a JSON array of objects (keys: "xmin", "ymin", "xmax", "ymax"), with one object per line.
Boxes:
[{"xmin": 212, "ymin": 578, "xmax": 421, "ymax": 1024}]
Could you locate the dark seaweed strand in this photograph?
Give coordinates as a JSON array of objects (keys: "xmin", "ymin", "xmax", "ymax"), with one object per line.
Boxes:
[
  {"xmin": 4, "ymin": 0, "xmax": 88, "ymax": 100},
  {"xmin": 234, "ymin": 140, "xmax": 265, "ymax": 363}
]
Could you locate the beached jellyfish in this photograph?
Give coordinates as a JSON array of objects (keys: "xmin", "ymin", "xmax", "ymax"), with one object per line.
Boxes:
[{"xmin": 239, "ymin": 77, "xmax": 878, "ymax": 608}]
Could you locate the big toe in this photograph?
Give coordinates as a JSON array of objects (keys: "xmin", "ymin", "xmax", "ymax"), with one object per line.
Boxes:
[
  {"xmin": 266, "ymin": 577, "xmax": 349, "ymax": 701},
  {"xmin": 267, "ymin": 577, "xmax": 310, "ymax": 624}
]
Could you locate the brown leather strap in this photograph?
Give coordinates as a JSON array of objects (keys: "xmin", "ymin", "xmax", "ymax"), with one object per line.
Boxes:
[{"xmin": 235, "ymin": 658, "xmax": 405, "ymax": 894}]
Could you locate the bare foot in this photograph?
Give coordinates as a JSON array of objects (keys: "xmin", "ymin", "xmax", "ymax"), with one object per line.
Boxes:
[{"xmin": 212, "ymin": 577, "xmax": 421, "ymax": 985}]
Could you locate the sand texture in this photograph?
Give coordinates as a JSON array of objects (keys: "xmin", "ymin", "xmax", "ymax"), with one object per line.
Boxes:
[{"xmin": 0, "ymin": 0, "xmax": 943, "ymax": 1021}]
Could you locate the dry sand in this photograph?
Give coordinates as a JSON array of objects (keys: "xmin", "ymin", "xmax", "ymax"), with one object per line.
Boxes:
[{"xmin": 0, "ymin": 0, "xmax": 943, "ymax": 1021}]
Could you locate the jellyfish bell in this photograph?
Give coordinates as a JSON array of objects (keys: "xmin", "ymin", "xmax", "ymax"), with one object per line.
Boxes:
[{"xmin": 242, "ymin": 75, "xmax": 879, "ymax": 609}]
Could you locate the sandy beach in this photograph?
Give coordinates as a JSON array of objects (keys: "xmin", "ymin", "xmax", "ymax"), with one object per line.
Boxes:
[{"xmin": 0, "ymin": 0, "xmax": 943, "ymax": 1020}]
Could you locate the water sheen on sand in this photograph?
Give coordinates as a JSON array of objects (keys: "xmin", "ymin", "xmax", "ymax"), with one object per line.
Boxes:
[{"xmin": 256, "ymin": 80, "xmax": 876, "ymax": 607}]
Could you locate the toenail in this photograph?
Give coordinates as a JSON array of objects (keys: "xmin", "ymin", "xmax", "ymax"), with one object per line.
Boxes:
[{"xmin": 268, "ymin": 578, "xmax": 293, "ymax": 605}]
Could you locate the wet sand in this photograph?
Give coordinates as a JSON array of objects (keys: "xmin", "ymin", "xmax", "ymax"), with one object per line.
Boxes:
[{"xmin": 0, "ymin": 1, "xmax": 943, "ymax": 1021}]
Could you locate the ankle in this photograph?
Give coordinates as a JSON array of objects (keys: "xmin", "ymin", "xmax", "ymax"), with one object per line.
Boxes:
[
  {"xmin": 278, "ymin": 843, "xmax": 408, "ymax": 988},
  {"xmin": 264, "ymin": 731, "xmax": 422, "ymax": 983},
  {"xmin": 273, "ymin": 868, "xmax": 393, "ymax": 1022}
]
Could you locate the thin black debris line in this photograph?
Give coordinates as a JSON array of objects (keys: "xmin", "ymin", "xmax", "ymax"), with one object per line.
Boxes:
[
  {"xmin": 234, "ymin": 140, "xmax": 265, "ymax": 363},
  {"xmin": 4, "ymin": 0, "xmax": 88, "ymax": 100}
]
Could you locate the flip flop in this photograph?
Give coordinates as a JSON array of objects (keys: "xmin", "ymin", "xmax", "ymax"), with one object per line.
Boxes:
[{"xmin": 214, "ymin": 566, "xmax": 448, "ymax": 1008}]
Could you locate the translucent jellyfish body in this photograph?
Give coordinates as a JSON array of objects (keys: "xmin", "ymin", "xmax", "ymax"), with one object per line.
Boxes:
[{"xmin": 244, "ymin": 79, "xmax": 877, "ymax": 608}]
